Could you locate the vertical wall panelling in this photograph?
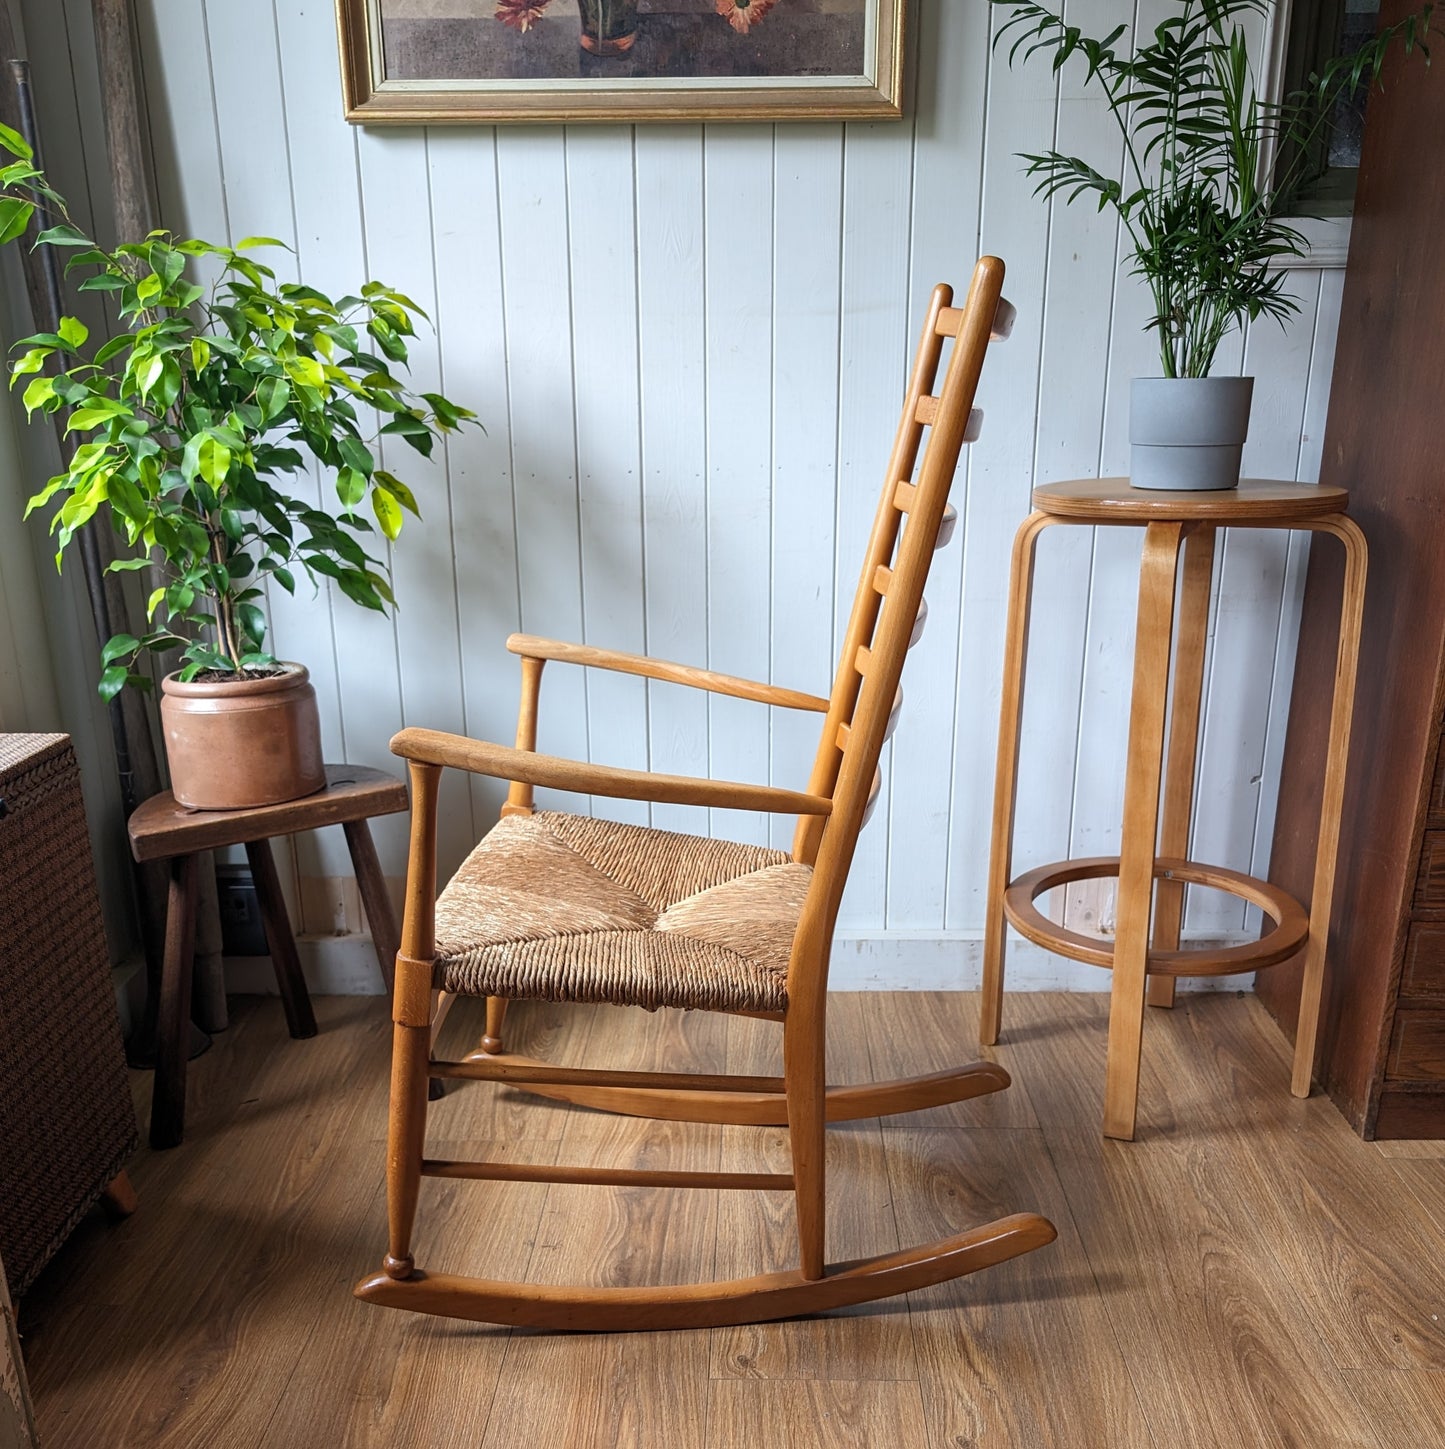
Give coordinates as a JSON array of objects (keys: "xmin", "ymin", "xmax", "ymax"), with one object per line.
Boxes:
[
  {"xmin": 272, "ymin": 0, "xmax": 380, "ymax": 931},
  {"xmin": 943, "ymin": 3, "xmax": 1057, "ymax": 934},
  {"xmin": 203, "ymin": 0, "xmax": 324, "ymax": 927},
  {"xmin": 22, "ymin": 3, "xmax": 1349, "ymax": 991},
  {"xmin": 704, "ymin": 125, "xmax": 775, "ymax": 847},
  {"xmin": 884, "ymin": 0, "xmax": 987, "ymax": 932},
  {"xmin": 1009, "ymin": 0, "xmax": 1124, "ymax": 937},
  {"xmin": 635, "ymin": 128, "xmax": 709, "ymax": 836},
  {"xmin": 564, "ymin": 126, "xmax": 649, "ymax": 827},
  {"xmin": 1186, "ymin": 270, "xmax": 1322, "ymax": 940},
  {"xmin": 1245, "ymin": 268, "xmax": 1345, "ymax": 929},
  {"xmin": 767, "ymin": 125, "xmax": 843, "ymax": 851},
  {"xmin": 270, "ymin": 2, "xmax": 410, "ymax": 948},
  {"xmin": 356, "ymin": 126, "xmax": 475, "ymax": 879},
  {"xmin": 832, "ymin": 109, "xmax": 918, "ymax": 929},
  {"xmin": 427, "ymin": 128, "xmax": 525, "ymax": 842}
]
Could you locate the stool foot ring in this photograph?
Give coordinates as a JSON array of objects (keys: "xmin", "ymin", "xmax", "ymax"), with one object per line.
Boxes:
[
  {"xmin": 1003, "ymin": 855, "xmax": 1310, "ymax": 977},
  {"xmin": 353, "ymin": 1211, "xmax": 1056, "ymax": 1331},
  {"xmin": 457, "ymin": 1054, "xmax": 1011, "ymax": 1125}
]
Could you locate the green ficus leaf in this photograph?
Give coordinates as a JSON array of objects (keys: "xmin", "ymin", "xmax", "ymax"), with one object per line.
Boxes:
[
  {"xmin": 337, "ymin": 433, "xmax": 373, "ymax": 476},
  {"xmin": 100, "ymin": 633, "xmax": 140, "ymax": 666},
  {"xmin": 35, "ymin": 223, "xmax": 92, "ymax": 247},
  {"xmin": 93, "ymin": 334, "xmax": 132, "ymax": 366},
  {"xmin": 0, "ymin": 197, "xmax": 33, "ymax": 246},
  {"xmin": 57, "ymin": 315, "xmax": 89, "ymax": 350},
  {"xmin": 21, "ymin": 376, "xmax": 55, "ymax": 415},
  {"xmin": 372, "ymin": 484, "xmax": 402, "ymax": 540},
  {"xmin": 0, "ymin": 121, "xmax": 32, "ymax": 160},
  {"xmin": 98, "ymin": 664, "xmax": 129, "ymax": 702},
  {"xmin": 374, "ymin": 470, "xmax": 421, "ymax": 518},
  {"xmin": 335, "ymin": 465, "xmax": 366, "ymax": 509}
]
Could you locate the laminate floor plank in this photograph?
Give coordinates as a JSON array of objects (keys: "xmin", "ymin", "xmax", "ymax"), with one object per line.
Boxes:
[
  {"xmin": 1041, "ymin": 1123, "xmax": 1385, "ymax": 1448},
  {"xmin": 887, "ymin": 1126, "xmax": 1152, "ymax": 1449},
  {"xmin": 863, "ymin": 990, "xmax": 1039, "ymax": 1129},
  {"xmin": 261, "ymin": 1137, "xmax": 554, "ymax": 1448},
  {"xmin": 705, "ymin": 1379, "xmax": 930, "ymax": 1448},
  {"xmin": 1151, "ymin": 996, "xmax": 1445, "ymax": 1372},
  {"xmin": 480, "ymin": 1111, "xmax": 720, "ymax": 1449},
  {"xmin": 1385, "ymin": 1158, "xmax": 1445, "ymax": 1241},
  {"xmin": 428, "ymin": 996, "xmax": 594, "ymax": 1142},
  {"xmin": 1372, "ymin": 1138, "xmax": 1445, "ymax": 1159},
  {"xmin": 709, "ymin": 997, "xmax": 917, "ymax": 1384},
  {"xmin": 1340, "ymin": 1368, "xmax": 1445, "ymax": 1445},
  {"xmin": 18, "ymin": 991, "xmax": 1445, "ymax": 1449}
]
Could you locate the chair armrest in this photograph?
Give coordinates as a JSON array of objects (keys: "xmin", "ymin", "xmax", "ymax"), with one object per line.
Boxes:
[
  {"xmin": 506, "ymin": 633, "xmax": 829, "ymax": 713},
  {"xmin": 391, "ymin": 728, "xmax": 833, "ymax": 817}
]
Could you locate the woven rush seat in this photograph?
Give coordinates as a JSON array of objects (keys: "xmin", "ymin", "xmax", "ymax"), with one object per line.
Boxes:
[{"xmin": 433, "ymin": 811, "xmax": 812, "ymax": 1013}]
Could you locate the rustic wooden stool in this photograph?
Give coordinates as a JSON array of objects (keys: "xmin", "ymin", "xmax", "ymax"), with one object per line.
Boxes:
[
  {"xmin": 978, "ymin": 479, "xmax": 1367, "ymax": 1140},
  {"xmin": 128, "ymin": 765, "xmax": 408, "ymax": 1148}
]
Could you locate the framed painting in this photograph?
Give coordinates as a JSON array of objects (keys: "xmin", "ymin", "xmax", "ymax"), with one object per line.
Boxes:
[{"xmin": 336, "ymin": 0, "xmax": 907, "ymax": 123}]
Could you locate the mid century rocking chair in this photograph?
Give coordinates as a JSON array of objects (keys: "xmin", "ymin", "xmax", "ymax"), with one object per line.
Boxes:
[{"xmin": 355, "ymin": 257, "xmax": 1056, "ymax": 1331}]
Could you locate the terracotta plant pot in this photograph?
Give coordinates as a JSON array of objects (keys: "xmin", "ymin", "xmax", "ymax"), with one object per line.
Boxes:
[{"xmin": 160, "ymin": 663, "xmax": 326, "ymax": 810}]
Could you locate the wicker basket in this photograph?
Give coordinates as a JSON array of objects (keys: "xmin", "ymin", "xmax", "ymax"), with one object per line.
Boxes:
[{"xmin": 0, "ymin": 734, "xmax": 137, "ymax": 1299}]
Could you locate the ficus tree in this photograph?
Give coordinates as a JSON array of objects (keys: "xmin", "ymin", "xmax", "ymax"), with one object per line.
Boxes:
[
  {"xmin": 0, "ymin": 122, "xmax": 475, "ymax": 699},
  {"xmin": 993, "ymin": 0, "xmax": 1437, "ymax": 378}
]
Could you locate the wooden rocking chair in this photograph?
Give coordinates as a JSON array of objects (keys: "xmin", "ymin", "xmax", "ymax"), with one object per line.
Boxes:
[{"xmin": 355, "ymin": 257, "xmax": 1056, "ymax": 1331}]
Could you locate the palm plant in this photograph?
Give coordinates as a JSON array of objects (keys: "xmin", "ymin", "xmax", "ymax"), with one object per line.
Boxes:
[{"xmin": 994, "ymin": 0, "xmax": 1437, "ymax": 378}]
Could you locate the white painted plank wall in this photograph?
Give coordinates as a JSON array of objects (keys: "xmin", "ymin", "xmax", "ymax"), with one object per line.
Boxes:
[{"xmin": 23, "ymin": 1, "xmax": 1346, "ymax": 991}]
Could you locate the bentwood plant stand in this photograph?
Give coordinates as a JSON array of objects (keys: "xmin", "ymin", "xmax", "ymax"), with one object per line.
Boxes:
[
  {"xmin": 979, "ymin": 479, "xmax": 1367, "ymax": 1141},
  {"xmin": 127, "ymin": 765, "xmax": 408, "ymax": 1148}
]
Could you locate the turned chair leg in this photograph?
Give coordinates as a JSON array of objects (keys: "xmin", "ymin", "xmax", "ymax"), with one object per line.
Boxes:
[
  {"xmin": 981, "ymin": 512, "xmax": 1054, "ymax": 1046},
  {"xmin": 481, "ymin": 997, "xmax": 509, "ymax": 1055},
  {"xmin": 384, "ymin": 1018, "xmax": 431, "ymax": 1281},
  {"xmin": 100, "ymin": 1170, "xmax": 138, "ymax": 1219},
  {"xmin": 1103, "ymin": 522, "xmax": 1188, "ymax": 1141}
]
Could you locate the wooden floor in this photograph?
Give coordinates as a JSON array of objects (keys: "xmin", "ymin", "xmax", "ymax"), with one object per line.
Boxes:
[{"xmin": 17, "ymin": 990, "xmax": 1445, "ymax": 1447}]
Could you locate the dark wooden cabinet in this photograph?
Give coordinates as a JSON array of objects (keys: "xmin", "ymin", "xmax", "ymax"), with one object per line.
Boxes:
[{"xmin": 1259, "ymin": 4, "xmax": 1445, "ymax": 1137}]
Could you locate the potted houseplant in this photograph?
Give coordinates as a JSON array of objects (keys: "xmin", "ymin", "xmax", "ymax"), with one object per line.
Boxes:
[
  {"xmin": 994, "ymin": 0, "xmax": 1437, "ymax": 489},
  {"xmin": 0, "ymin": 126, "xmax": 475, "ymax": 809}
]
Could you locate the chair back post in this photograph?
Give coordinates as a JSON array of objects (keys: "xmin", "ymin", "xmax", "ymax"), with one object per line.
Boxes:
[
  {"xmin": 787, "ymin": 257, "xmax": 1007, "ymax": 1016},
  {"xmin": 792, "ymin": 282, "xmax": 953, "ymax": 866}
]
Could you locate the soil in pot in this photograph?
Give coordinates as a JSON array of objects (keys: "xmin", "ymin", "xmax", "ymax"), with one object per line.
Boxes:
[{"xmin": 160, "ymin": 663, "xmax": 326, "ymax": 810}]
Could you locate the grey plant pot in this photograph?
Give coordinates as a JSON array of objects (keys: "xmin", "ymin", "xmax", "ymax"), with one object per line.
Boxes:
[{"xmin": 1129, "ymin": 376, "xmax": 1255, "ymax": 491}]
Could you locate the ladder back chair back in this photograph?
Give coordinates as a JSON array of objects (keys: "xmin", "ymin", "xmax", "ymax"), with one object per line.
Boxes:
[{"xmin": 356, "ymin": 256, "xmax": 1056, "ymax": 1332}]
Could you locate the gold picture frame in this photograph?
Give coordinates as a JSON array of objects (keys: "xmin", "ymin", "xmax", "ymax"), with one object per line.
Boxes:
[{"xmin": 335, "ymin": 0, "xmax": 907, "ymax": 124}]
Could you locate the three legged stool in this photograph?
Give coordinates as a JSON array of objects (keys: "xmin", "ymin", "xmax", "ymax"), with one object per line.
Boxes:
[
  {"xmin": 978, "ymin": 479, "xmax": 1367, "ymax": 1140},
  {"xmin": 128, "ymin": 765, "xmax": 408, "ymax": 1147}
]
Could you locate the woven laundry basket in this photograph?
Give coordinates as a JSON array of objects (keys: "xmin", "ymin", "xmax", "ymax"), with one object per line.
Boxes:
[{"xmin": 0, "ymin": 734, "xmax": 137, "ymax": 1299}]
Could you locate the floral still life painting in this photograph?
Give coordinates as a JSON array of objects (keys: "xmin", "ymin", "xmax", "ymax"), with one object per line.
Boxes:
[{"xmin": 336, "ymin": 0, "xmax": 906, "ymax": 122}]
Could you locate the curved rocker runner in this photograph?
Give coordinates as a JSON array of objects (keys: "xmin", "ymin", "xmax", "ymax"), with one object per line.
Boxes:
[{"xmin": 355, "ymin": 258, "xmax": 1057, "ymax": 1331}]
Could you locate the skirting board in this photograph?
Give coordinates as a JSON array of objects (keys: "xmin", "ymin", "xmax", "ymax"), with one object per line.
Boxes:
[{"xmin": 223, "ymin": 931, "xmax": 1259, "ymax": 997}]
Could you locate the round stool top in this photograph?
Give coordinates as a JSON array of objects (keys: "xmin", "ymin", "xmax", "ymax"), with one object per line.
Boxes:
[{"xmin": 1032, "ymin": 477, "xmax": 1349, "ymax": 524}]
